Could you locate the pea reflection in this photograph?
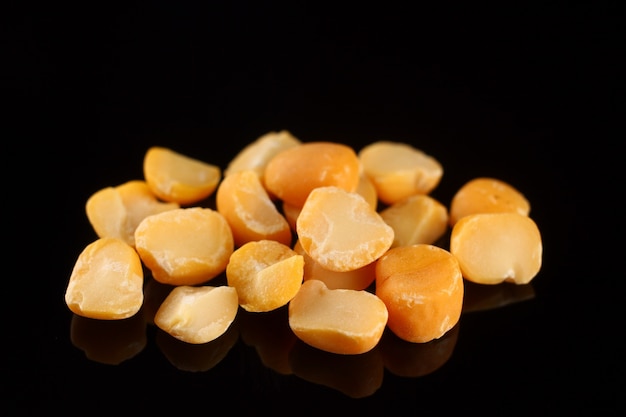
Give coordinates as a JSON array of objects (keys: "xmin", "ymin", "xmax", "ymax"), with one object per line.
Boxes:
[
  {"xmin": 380, "ymin": 322, "xmax": 459, "ymax": 378},
  {"xmin": 238, "ymin": 306, "xmax": 297, "ymax": 375},
  {"xmin": 155, "ymin": 316, "xmax": 239, "ymax": 372},
  {"xmin": 462, "ymin": 281, "xmax": 535, "ymax": 313},
  {"xmin": 70, "ymin": 313, "xmax": 147, "ymax": 365},
  {"xmin": 288, "ymin": 340, "xmax": 385, "ymax": 398}
]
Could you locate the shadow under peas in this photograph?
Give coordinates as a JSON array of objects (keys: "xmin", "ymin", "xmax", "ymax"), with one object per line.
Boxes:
[
  {"xmin": 380, "ymin": 322, "xmax": 460, "ymax": 379},
  {"xmin": 288, "ymin": 338, "xmax": 385, "ymax": 399},
  {"xmin": 70, "ymin": 313, "xmax": 147, "ymax": 366},
  {"xmin": 462, "ymin": 281, "xmax": 535, "ymax": 314},
  {"xmin": 155, "ymin": 320, "xmax": 240, "ymax": 373},
  {"xmin": 237, "ymin": 306, "xmax": 298, "ymax": 376}
]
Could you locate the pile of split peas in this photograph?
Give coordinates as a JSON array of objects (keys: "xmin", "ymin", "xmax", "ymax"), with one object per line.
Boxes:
[{"xmin": 65, "ymin": 130, "xmax": 543, "ymax": 356}]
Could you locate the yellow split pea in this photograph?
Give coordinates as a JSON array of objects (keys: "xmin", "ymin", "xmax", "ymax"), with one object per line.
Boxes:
[
  {"xmin": 134, "ymin": 207, "xmax": 234, "ymax": 286},
  {"xmin": 143, "ymin": 146, "xmax": 221, "ymax": 205}
]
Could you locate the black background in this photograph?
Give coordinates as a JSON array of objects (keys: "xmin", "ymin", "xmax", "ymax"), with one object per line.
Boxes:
[{"xmin": 7, "ymin": 1, "xmax": 624, "ymax": 414}]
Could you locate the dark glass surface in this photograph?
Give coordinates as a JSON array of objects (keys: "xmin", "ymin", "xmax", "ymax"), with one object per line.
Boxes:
[{"xmin": 11, "ymin": 2, "xmax": 622, "ymax": 414}]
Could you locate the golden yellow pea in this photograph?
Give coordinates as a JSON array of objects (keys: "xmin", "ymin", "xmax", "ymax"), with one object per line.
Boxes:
[
  {"xmin": 134, "ymin": 207, "xmax": 234, "ymax": 286},
  {"xmin": 288, "ymin": 279, "xmax": 388, "ymax": 355},
  {"xmin": 375, "ymin": 244, "xmax": 464, "ymax": 343},
  {"xmin": 380, "ymin": 194, "xmax": 449, "ymax": 248},
  {"xmin": 450, "ymin": 212, "xmax": 542, "ymax": 285},
  {"xmin": 264, "ymin": 141, "xmax": 361, "ymax": 208},
  {"xmin": 154, "ymin": 285, "xmax": 239, "ymax": 345},
  {"xmin": 216, "ymin": 169, "xmax": 291, "ymax": 247},
  {"xmin": 224, "ymin": 130, "xmax": 302, "ymax": 182},
  {"xmin": 143, "ymin": 146, "xmax": 221, "ymax": 205},
  {"xmin": 449, "ymin": 177, "xmax": 530, "ymax": 226},
  {"xmin": 296, "ymin": 186, "xmax": 394, "ymax": 272},
  {"xmin": 85, "ymin": 180, "xmax": 179, "ymax": 247},
  {"xmin": 358, "ymin": 141, "xmax": 443, "ymax": 205},
  {"xmin": 226, "ymin": 239, "xmax": 304, "ymax": 312},
  {"xmin": 65, "ymin": 237, "xmax": 144, "ymax": 320}
]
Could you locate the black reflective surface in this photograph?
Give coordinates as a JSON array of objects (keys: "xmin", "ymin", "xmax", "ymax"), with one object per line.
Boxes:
[{"xmin": 12, "ymin": 2, "xmax": 623, "ymax": 414}]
